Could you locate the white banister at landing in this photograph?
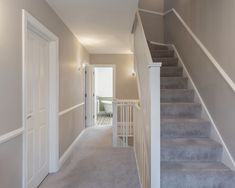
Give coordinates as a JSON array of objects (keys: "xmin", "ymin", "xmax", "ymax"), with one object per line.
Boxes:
[
  {"xmin": 112, "ymin": 99, "xmax": 138, "ymax": 147},
  {"xmin": 131, "ymin": 11, "xmax": 162, "ymax": 188}
]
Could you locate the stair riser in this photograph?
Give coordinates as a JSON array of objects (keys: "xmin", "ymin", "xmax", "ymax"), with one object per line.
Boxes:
[
  {"xmin": 152, "ymin": 51, "xmax": 174, "ymax": 58},
  {"xmin": 153, "ymin": 58, "xmax": 178, "ymax": 67},
  {"xmin": 161, "ymin": 104, "xmax": 202, "ymax": 118},
  {"xmin": 161, "ymin": 146, "xmax": 222, "ymax": 162},
  {"xmin": 161, "ymin": 78, "xmax": 188, "ymax": 89},
  {"xmin": 161, "ymin": 90, "xmax": 194, "ymax": 102},
  {"xmin": 161, "ymin": 67, "xmax": 183, "ymax": 77},
  {"xmin": 161, "ymin": 122, "xmax": 211, "ymax": 138}
]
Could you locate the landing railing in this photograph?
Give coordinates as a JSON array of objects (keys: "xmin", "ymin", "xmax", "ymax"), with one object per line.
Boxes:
[
  {"xmin": 132, "ymin": 11, "xmax": 161, "ymax": 188},
  {"xmin": 112, "ymin": 99, "xmax": 139, "ymax": 147}
]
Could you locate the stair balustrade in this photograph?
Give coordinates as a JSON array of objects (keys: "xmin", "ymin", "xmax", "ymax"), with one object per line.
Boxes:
[
  {"xmin": 132, "ymin": 11, "xmax": 161, "ymax": 188},
  {"xmin": 112, "ymin": 99, "xmax": 138, "ymax": 147}
]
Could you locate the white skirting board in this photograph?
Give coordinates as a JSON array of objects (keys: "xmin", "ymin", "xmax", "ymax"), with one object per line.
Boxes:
[{"xmin": 59, "ymin": 129, "xmax": 86, "ymax": 168}]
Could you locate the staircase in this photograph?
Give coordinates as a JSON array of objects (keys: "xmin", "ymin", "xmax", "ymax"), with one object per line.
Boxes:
[{"xmin": 149, "ymin": 42, "xmax": 235, "ymax": 187}]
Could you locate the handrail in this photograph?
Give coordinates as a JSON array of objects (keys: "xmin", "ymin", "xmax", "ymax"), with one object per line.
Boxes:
[{"xmin": 133, "ymin": 10, "xmax": 161, "ymax": 188}]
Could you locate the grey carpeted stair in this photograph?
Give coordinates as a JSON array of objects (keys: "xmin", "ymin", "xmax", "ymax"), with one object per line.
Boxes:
[
  {"xmin": 161, "ymin": 103, "xmax": 202, "ymax": 118},
  {"xmin": 148, "ymin": 42, "xmax": 235, "ymax": 187},
  {"xmin": 161, "ymin": 77, "xmax": 188, "ymax": 89},
  {"xmin": 161, "ymin": 89, "xmax": 194, "ymax": 102},
  {"xmin": 153, "ymin": 57, "xmax": 178, "ymax": 67},
  {"xmin": 161, "ymin": 118, "xmax": 211, "ymax": 138},
  {"xmin": 161, "ymin": 162, "xmax": 235, "ymax": 188},
  {"xmin": 161, "ymin": 67, "xmax": 183, "ymax": 77},
  {"xmin": 151, "ymin": 50, "xmax": 174, "ymax": 58},
  {"xmin": 161, "ymin": 138, "xmax": 222, "ymax": 162}
]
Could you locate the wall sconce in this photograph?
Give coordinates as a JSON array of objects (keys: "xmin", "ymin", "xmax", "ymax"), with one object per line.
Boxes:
[
  {"xmin": 78, "ymin": 63, "xmax": 86, "ymax": 72},
  {"xmin": 132, "ymin": 70, "xmax": 136, "ymax": 77}
]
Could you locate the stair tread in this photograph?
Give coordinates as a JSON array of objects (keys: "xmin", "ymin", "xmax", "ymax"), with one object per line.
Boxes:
[
  {"xmin": 161, "ymin": 162, "xmax": 235, "ymax": 187},
  {"xmin": 162, "ymin": 138, "xmax": 221, "ymax": 148},
  {"xmin": 161, "ymin": 118, "xmax": 211, "ymax": 138},
  {"xmin": 161, "ymin": 76, "xmax": 187, "ymax": 78},
  {"xmin": 153, "ymin": 57, "xmax": 178, "ymax": 62},
  {"xmin": 151, "ymin": 49, "xmax": 174, "ymax": 53},
  {"xmin": 161, "ymin": 161, "xmax": 232, "ymax": 172},
  {"xmin": 161, "ymin": 118, "xmax": 210, "ymax": 123},
  {"xmin": 161, "ymin": 66, "xmax": 182, "ymax": 69},
  {"xmin": 161, "ymin": 102, "xmax": 201, "ymax": 105},
  {"xmin": 161, "ymin": 88, "xmax": 193, "ymax": 91}
]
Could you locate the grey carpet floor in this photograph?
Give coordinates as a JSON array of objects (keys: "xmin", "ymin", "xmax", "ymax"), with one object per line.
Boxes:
[{"xmin": 39, "ymin": 126, "xmax": 140, "ymax": 188}]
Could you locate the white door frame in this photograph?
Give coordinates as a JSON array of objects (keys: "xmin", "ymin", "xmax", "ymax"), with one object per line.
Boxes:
[
  {"xmin": 22, "ymin": 10, "xmax": 59, "ymax": 188},
  {"xmin": 89, "ymin": 64, "xmax": 116, "ymax": 126}
]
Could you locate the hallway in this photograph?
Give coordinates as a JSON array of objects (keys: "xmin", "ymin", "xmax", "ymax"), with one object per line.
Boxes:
[{"xmin": 39, "ymin": 126, "xmax": 140, "ymax": 188}]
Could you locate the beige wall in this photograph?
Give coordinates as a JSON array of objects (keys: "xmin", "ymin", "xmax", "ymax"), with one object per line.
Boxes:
[
  {"xmin": 139, "ymin": 0, "xmax": 164, "ymax": 12},
  {"xmin": 140, "ymin": 11, "xmax": 164, "ymax": 43},
  {"xmin": 0, "ymin": 136, "xmax": 22, "ymax": 188},
  {"xmin": 164, "ymin": 0, "xmax": 235, "ymax": 162},
  {"xmin": 164, "ymin": 0, "xmax": 235, "ymax": 83},
  {"xmin": 0, "ymin": 0, "xmax": 89, "ymax": 187},
  {"xmin": 91, "ymin": 54, "xmax": 138, "ymax": 100},
  {"xmin": 138, "ymin": 0, "xmax": 165, "ymax": 43}
]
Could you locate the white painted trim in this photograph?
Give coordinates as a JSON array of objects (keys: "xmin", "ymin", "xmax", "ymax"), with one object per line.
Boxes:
[
  {"xmin": 172, "ymin": 44, "xmax": 235, "ymax": 171},
  {"xmin": 0, "ymin": 128, "xmax": 24, "ymax": 145},
  {"xmin": 139, "ymin": 8, "xmax": 164, "ymax": 16},
  {"xmin": 133, "ymin": 147, "xmax": 143, "ymax": 188},
  {"xmin": 88, "ymin": 64, "xmax": 116, "ymax": 127},
  {"xmin": 59, "ymin": 103, "xmax": 85, "ymax": 116},
  {"xmin": 139, "ymin": 8, "xmax": 235, "ymax": 93},
  {"xmin": 149, "ymin": 41, "xmax": 171, "ymax": 47},
  {"xmin": 59, "ymin": 129, "xmax": 86, "ymax": 168},
  {"xmin": 22, "ymin": 10, "xmax": 59, "ymax": 188},
  {"xmin": 149, "ymin": 63, "xmax": 162, "ymax": 68}
]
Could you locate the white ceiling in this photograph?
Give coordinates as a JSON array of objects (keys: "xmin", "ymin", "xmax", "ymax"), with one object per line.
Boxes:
[{"xmin": 46, "ymin": 0, "xmax": 138, "ymax": 54}]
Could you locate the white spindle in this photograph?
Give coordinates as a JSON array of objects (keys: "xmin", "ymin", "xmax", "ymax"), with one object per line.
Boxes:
[
  {"xmin": 112, "ymin": 100, "xmax": 138, "ymax": 147},
  {"xmin": 112, "ymin": 101, "xmax": 117, "ymax": 147}
]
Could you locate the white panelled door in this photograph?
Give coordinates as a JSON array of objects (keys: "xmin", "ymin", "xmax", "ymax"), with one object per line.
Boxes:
[
  {"xmin": 85, "ymin": 65, "xmax": 95, "ymax": 127},
  {"xmin": 26, "ymin": 29, "xmax": 49, "ymax": 188}
]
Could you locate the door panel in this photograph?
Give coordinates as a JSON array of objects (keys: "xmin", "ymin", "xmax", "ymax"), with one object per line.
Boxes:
[
  {"xmin": 85, "ymin": 65, "xmax": 95, "ymax": 127},
  {"xmin": 26, "ymin": 30, "xmax": 49, "ymax": 188}
]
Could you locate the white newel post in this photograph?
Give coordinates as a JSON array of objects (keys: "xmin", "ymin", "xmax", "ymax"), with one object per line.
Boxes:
[
  {"xmin": 149, "ymin": 63, "xmax": 161, "ymax": 188},
  {"xmin": 112, "ymin": 101, "xmax": 117, "ymax": 147}
]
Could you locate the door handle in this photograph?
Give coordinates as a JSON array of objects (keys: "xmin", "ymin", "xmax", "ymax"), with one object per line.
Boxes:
[{"xmin": 27, "ymin": 115, "xmax": 32, "ymax": 119}]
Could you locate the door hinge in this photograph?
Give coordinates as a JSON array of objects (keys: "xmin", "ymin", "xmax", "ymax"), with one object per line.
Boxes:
[{"xmin": 85, "ymin": 93, "xmax": 87, "ymax": 98}]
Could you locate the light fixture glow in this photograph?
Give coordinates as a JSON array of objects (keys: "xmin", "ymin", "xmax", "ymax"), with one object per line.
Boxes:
[{"xmin": 79, "ymin": 37, "xmax": 102, "ymax": 46}]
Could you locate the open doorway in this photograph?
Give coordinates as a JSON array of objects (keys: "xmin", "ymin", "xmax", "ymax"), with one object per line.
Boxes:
[
  {"xmin": 94, "ymin": 67, "xmax": 114, "ymax": 126},
  {"xmin": 85, "ymin": 65, "xmax": 115, "ymax": 127}
]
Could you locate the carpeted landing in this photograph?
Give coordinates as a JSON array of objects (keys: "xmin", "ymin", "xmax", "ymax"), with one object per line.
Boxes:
[{"xmin": 39, "ymin": 126, "xmax": 140, "ymax": 188}]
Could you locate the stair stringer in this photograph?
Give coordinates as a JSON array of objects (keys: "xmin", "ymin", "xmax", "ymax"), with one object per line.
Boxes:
[
  {"xmin": 150, "ymin": 40, "xmax": 235, "ymax": 171},
  {"xmin": 170, "ymin": 43, "xmax": 235, "ymax": 171}
]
